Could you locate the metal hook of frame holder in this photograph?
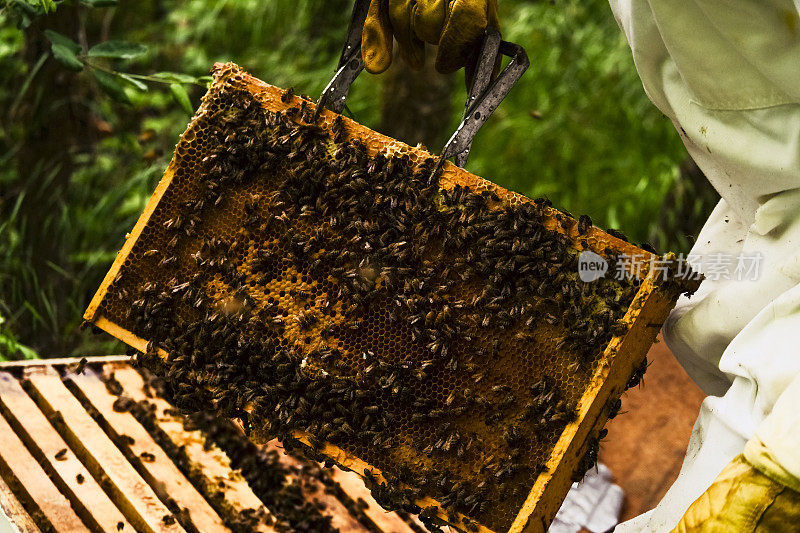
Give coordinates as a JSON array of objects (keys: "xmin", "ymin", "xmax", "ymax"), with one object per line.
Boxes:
[
  {"xmin": 440, "ymin": 27, "xmax": 529, "ymax": 169},
  {"xmin": 317, "ymin": 0, "xmax": 369, "ymax": 114},
  {"xmin": 318, "ymin": 1, "xmax": 529, "ymax": 171}
]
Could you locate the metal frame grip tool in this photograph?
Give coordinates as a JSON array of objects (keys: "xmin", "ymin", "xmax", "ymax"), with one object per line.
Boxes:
[{"xmin": 318, "ymin": 0, "xmax": 529, "ymax": 169}]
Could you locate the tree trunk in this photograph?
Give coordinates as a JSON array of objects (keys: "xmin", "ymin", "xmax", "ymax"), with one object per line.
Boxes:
[
  {"xmin": 6, "ymin": 5, "xmax": 91, "ymax": 354},
  {"xmin": 378, "ymin": 51, "xmax": 457, "ymax": 153}
]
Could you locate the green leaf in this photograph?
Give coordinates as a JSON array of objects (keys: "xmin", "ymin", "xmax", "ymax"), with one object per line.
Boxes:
[
  {"xmin": 169, "ymin": 83, "xmax": 194, "ymax": 115},
  {"xmin": 15, "ymin": 1, "xmax": 40, "ymax": 17},
  {"xmin": 39, "ymin": 0, "xmax": 57, "ymax": 13},
  {"xmin": 92, "ymin": 70, "xmax": 130, "ymax": 103},
  {"xmin": 87, "ymin": 40, "xmax": 147, "ymax": 59},
  {"xmin": 152, "ymin": 71, "xmax": 197, "ymax": 84},
  {"xmin": 118, "ymin": 73, "xmax": 147, "ymax": 91},
  {"xmin": 17, "ymin": 345, "xmax": 38, "ymax": 360},
  {"xmin": 44, "ymin": 30, "xmax": 81, "ymax": 53},
  {"xmin": 80, "ymin": 0, "xmax": 119, "ymax": 6},
  {"xmin": 51, "ymin": 43, "xmax": 84, "ymax": 72}
]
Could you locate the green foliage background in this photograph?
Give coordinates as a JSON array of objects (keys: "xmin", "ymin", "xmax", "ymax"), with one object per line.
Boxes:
[{"xmin": 0, "ymin": 0, "xmax": 711, "ymax": 359}]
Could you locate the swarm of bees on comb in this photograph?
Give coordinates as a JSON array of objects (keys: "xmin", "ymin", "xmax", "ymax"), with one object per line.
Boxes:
[{"xmin": 87, "ymin": 64, "xmax": 698, "ymax": 533}]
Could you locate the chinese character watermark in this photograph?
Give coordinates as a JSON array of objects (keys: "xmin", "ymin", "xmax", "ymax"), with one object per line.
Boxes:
[{"xmin": 577, "ymin": 252, "xmax": 763, "ymax": 282}]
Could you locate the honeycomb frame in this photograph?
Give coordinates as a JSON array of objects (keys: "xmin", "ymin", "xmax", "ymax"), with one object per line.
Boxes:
[{"xmin": 85, "ymin": 63, "xmax": 698, "ymax": 533}]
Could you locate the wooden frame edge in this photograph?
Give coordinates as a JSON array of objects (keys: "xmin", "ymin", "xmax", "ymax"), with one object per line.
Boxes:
[
  {"xmin": 509, "ymin": 275, "xmax": 678, "ymax": 532},
  {"xmin": 0, "ymin": 355, "xmax": 130, "ymax": 369}
]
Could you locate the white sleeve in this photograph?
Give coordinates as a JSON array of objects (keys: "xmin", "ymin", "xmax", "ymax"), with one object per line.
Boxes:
[
  {"xmin": 747, "ymin": 373, "xmax": 800, "ymax": 492},
  {"xmin": 608, "ymin": 0, "xmax": 800, "ymax": 226},
  {"xmin": 726, "ymin": 287, "xmax": 800, "ymax": 485}
]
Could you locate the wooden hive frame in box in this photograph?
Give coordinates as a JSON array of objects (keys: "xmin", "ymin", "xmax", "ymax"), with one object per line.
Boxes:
[
  {"xmin": 0, "ymin": 356, "xmax": 425, "ymax": 533},
  {"xmin": 84, "ymin": 63, "xmax": 699, "ymax": 533}
]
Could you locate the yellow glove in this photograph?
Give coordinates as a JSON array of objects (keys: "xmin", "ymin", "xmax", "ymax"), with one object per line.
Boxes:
[
  {"xmin": 672, "ymin": 449, "xmax": 800, "ymax": 532},
  {"xmin": 361, "ymin": 0, "xmax": 499, "ymax": 76}
]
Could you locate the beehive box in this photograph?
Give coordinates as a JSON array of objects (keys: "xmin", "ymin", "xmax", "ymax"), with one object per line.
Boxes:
[
  {"xmin": 84, "ymin": 63, "xmax": 698, "ymax": 533},
  {"xmin": 0, "ymin": 356, "xmax": 423, "ymax": 533}
]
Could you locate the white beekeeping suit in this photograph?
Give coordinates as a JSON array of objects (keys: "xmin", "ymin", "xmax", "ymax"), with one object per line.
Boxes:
[{"xmin": 608, "ymin": 0, "xmax": 800, "ymax": 530}]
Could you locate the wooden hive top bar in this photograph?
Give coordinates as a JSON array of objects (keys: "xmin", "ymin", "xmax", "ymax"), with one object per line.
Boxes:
[{"xmin": 0, "ymin": 356, "xmax": 423, "ymax": 533}]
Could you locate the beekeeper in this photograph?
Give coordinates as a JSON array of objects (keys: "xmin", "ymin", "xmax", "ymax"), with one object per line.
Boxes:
[{"xmin": 360, "ymin": 1, "xmax": 800, "ymax": 530}]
